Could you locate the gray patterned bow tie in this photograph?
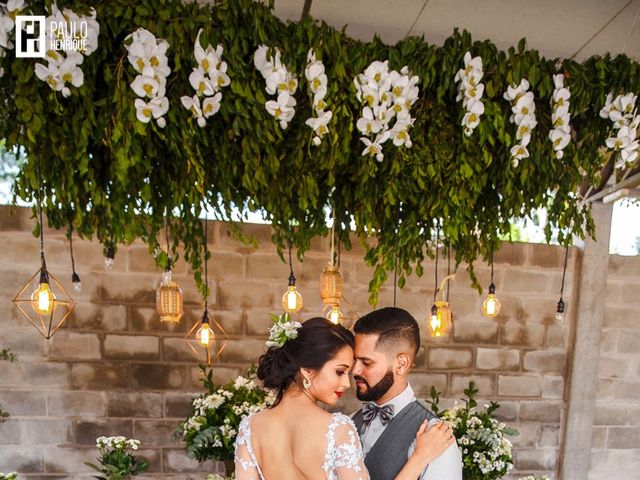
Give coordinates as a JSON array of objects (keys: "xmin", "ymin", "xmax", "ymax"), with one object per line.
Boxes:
[{"xmin": 362, "ymin": 403, "xmax": 395, "ymax": 426}]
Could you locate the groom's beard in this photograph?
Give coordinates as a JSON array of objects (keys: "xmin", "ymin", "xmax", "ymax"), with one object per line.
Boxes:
[{"xmin": 354, "ymin": 369, "xmax": 394, "ymax": 402}]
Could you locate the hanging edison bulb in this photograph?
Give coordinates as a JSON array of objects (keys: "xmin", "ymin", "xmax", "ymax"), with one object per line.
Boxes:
[
  {"xmin": 555, "ymin": 298, "xmax": 565, "ymax": 323},
  {"xmin": 196, "ymin": 318, "xmax": 214, "ymax": 347},
  {"xmin": 428, "ymin": 301, "xmax": 452, "ymax": 337},
  {"xmin": 327, "ymin": 305, "xmax": 344, "ymax": 325},
  {"xmin": 482, "ymin": 283, "xmax": 501, "ymax": 318},
  {"xmin": 104, "ymin": 243, "xmax": 115, "ymax": 271},
  {"xmin": 282, "ymin": 274, "xmax": 303, "ymax": 313},
  {"xmin": 31, "ymin": 272, "xmax": 56, "ymax": 315}
]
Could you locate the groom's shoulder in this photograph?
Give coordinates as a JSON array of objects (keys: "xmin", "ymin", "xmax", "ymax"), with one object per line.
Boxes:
[{"xmin": 414, "ymin": 398, "xmax": 439, "ymax": 421}]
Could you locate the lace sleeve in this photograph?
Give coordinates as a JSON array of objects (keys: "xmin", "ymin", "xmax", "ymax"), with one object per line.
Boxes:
[
  {"xmin": 234, "ymin": 415, "xmax": 261, "ymax": 480},
  {"xmin": 324, "ymin": 413, "xmax": 370, "ymax": 480}
]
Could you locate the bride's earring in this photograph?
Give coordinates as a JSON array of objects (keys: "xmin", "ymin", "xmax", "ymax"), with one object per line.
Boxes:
[{"xmin": 303, "ymin": 377, "xmax": 312, "ymax": 389}]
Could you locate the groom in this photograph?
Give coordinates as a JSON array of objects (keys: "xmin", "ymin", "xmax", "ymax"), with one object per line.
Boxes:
[{"xmin": 352, "ymin": 307, "xmax": 462, "ymax": 480}]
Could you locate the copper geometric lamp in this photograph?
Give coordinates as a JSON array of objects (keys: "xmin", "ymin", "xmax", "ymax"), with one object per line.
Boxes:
[
  {"xmin": 12, "ymin": 163, "xmax": 75, "ymax": 339},
  {"xmin": 184, "ymin": 211, "xmax": 228, "ymax": 364}
]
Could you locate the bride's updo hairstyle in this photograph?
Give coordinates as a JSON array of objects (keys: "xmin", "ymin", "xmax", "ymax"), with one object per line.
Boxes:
[{"xmin": 257, "ymin": 317, "xmax": 354, "ymax": 406}]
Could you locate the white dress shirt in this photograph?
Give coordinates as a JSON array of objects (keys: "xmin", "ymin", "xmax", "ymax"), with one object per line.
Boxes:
[{"xmin": 359, "ymin": 384, "xmax": 463, "ymax": 480}]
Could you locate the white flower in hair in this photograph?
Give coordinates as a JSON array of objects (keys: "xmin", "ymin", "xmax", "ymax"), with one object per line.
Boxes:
[{"xmin": 266, "ymin": 313, "xmax": 302, "ymax": 348}]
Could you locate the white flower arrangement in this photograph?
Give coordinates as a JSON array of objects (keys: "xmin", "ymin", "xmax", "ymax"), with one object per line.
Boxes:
[
  {"xmin": 518, "ymin": 476, "xmax": 552, "ymax": 480},
  {"xmin": 354, "ymin": 60, "xmax": 419, "ymax": 161},
  {"xmin": 455, "ymin": 52, "xmax": 485, "ymax": 137},
  {"xmin": 503, "ymin": 78, "xmax": 537, "ymax": 167},
  {"xmin": 0, "ymin": 0, "xmax": 24, "ymax": 77},
  {"xmin": 33, "ymin": 4, "xmax": 99, "ymax": 97},
  {"xmin": 96, "ymin": 435, "xmax": 141, "ymax": 451},
  {"xmin": 599, "ymin": 92, "xmax": 639, "ymax": 168},
  {"xmin": 254, "ymin": 44, "xmax": 298, "ymax": 129},
  {"xmin": 181, "ymin": 29, "xmax": 229, "ymax": 128},
  {"xmin": 304, "ymin": 49, "xmax": 332, "ymax": 146},
  {"xmin": 125, "ymin": 28, "xmax": 171, "ymax": 128},
  {"xmin": 266, "ymin": 312, "xmax": 302, "ymax": 348},
  {"xmin": 179, "ymin": 370, "xmax": 275, "ymax": 462}
]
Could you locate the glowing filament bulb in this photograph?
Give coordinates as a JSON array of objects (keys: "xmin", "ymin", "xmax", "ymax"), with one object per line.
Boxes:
[
  {"xmin": 482, "ymin": 283, "xmax": 501, "ymax": 318},
  {"xmin": 196, "ymin": 322, "xmax": 214, "ymax": 347},
  {"xmin": 327, "ymin": 305, "xmax": 343, "ymax": 324},
  {"xmin": 282, "ymin": 285, "xmax": 303, "ymax": 314},
  {"xmin": 429, "ymin": 304, "xmax": 442, "ymax": 337},
  {"xmin": 31, "ymin": 282, "xmax": 55, "ymax": 315}
]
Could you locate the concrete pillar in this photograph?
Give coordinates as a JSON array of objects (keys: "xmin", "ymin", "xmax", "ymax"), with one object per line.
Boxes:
[{"xmin": 560, "ymin": 201, "xmax": 614, "ymax": 479}]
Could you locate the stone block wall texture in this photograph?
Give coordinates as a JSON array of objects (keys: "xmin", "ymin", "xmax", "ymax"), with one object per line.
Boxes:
[{"xmin": 0, "ymin": 205, "xmax": 637, "ymax": 479}]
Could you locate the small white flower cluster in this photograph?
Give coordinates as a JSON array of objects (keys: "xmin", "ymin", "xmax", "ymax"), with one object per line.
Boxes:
[
  {"xmin": 454, "ymin": 52, "xmax": 485, "ymax": 137},
  {"xmin": 96, "ymin": 435, "xmax": 141, "ymax": 453},
  {"xmin": 548, "ymin": 74, "xmax": 571, "ymax": 159},
  {"xmin": 518, "ymin": 476, "xmax": 552, "ymax": 480},
  {"xmin": 34, "ymin": 4, "xmax": 99, "ymax": 97},
  {"xmin": 0, "ymin": 472, "xmax": 18, "ymax": 480},
  {"xmin": 304, "ymin": 49, "xmax": 332, "ymax": 146},
  {"xmin": 181, "ymin": 29, "xmax": 229, "ymax": 128},
  {"xmin": 125, "ymin": 28, "xmax": 170, "ymax": 128},
  {"xmin": 600, "ymin": 92, "xmax": 639, "ymax": 168},
  {"xmin": 503, "ymin": 78, "xmax": 537, "ymax": 167},
  {"xmin": 353, "ymin": 60, "xmax": 419, "ymax": 162},
  {"xmin": 207, "ymin": 474, "xmax": 235, "ymax": 480},
  {"xmin": 266, "ymin": 313, "xmax": 302, "ymax": 348},
  {"xmin": 254, "ymin": 44, "xmax": 298, "ymax": 129},
  {"xmin": 0, "ymin": 0, "xmax": 24, "ymax": 77}
]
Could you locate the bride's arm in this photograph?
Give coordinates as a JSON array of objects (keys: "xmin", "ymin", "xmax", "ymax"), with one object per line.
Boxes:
[{"xmin": 393, "ymin": 420, "xmax": 455, "ymax": 480}]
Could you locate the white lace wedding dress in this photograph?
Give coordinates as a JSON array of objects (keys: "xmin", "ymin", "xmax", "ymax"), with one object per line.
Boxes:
[{"xmin": 234, "ymin": 412, "xmax": 370, "ymax": 480}]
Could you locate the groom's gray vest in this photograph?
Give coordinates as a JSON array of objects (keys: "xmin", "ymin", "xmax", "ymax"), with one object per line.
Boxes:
[{"xmin": 353, "ymin": 400, "xmax": 438, "ymax": 480}]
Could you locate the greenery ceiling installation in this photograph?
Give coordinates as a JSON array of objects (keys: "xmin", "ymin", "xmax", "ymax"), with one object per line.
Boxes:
[{"xmin": 1, "ymin": 0, "xmax": 639, "ymax": 304}]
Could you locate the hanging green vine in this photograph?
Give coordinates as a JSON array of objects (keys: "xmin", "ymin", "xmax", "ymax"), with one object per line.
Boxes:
[{"xmin": 1, "ymin": 0, "xmax": 638, "ymax": 304}]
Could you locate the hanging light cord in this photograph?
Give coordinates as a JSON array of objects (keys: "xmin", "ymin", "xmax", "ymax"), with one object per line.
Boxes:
[
  {"xmin": 433, "ymin": 223, "xmax": 440, "ymax": 303},
  {"xmin": 559, "ymin": 244, "xmax": 569, "ymax": 299},
  {"xmin": 203, "ymin": 211, "xmax": 209, "ymax": 314},
  {"xmin": 36, "ymin": 158, "xmax": 48, "ymax": 279},
  {"xmin": 288, "ymin": 241, "xmax": 295, "ymax": 282},
  {"xmin": 446, "ymin": 244, "xmax": 451, "ymax": 302},
  {"xmin": 490, "ymin": 242, "xmax": 495, "ymax": 284},
  {"xmin": 68, "ymin": 221, "xmax": 77, "ymax": 274},
  {"xmin": 165, "ymin": 209, "xmax": 171, "ymax": 269},
  {"xmin": 393, "ymin": 205, "xmax": 401, "ymax": 307}
]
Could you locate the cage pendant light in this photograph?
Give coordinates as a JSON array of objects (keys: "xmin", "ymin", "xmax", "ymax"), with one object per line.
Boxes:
[{"xmin": 156, "ymin": 211, "xmax": 183, "ymax": 323}]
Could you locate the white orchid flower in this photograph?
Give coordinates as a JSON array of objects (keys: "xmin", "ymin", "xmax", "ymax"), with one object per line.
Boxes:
[
  {"xmin": 181, "ymin": 94, "xmax": 203, "ymax": 121},
  {"xmin": 253, "ymin": 44, "xmax": 271, "ymax": 73},
  {"xmin": 202, "ymin": 93, "xmax": 222, "ymax": 118},
  {"xmin": 135, "ymin": 98, "xmax": 155, "ymax": 123},
  {"xmin": 463, "ymin": 52, "xmax": 483, "ymax": 75},
  {"xmin": 265, "ymin": 91, "xmax": 296, "ymax": 128},
  {"xmin": 392, "ymin": 128, "xmax": 412, "ymax": 148},
  {"xmin": 620, "ymin": 143, "xmax": 639, "ymax": 166},
  {"xmin": 513, "ymin": 91, "xmax": 535, "ymax": 119},
  {"xmin": 552, "ymin": 87, "xmax": 571, "ymax": 107},
  {"xmin": 210, "ymin": 68, "xmax": 230, "ymax": 90},
  {"xmin": 306, "ymin": 66, "xmax": 327, "ymax": 94},
  {"xmin": 463, "ymin": 81, "xmax": 484, "ymax": 107},
  {"xmin": 550, "ymin": 129, "xmax": 570, "ymax": 152},
  {"xmin": 264, "ymin": 68, "xmax": 287, "ymax": 95},
  {"xmin": 600, "ymin": 92, "xmax": 614, "ymax": 119},
  {"xmin": 553, "ymin": 74, "xmax": 565, "ymax": 90},
  {"xmin": 606, "ymin": 126, "xmax": 636, "ymax": 150},
  {"xmin": 80, "ymin": 9, "xmax": 100, "ymax": 55},
  {"xmin": 510, "ymin": 144, "xmax": 529, "ymax": 166},
  {"xmin": 0, "ymin": 15, "xmax": 15, "ymax": 49},
  {"xmin": 59, "ymin": 54, "xmax": 84, "ymax": 88},
  {"xmin": 360, "ymin": 137, "xmax": 384, "ymax": 162},
  {"xmin": 189, "ymin": 69, "xmax": 214, "ymax": 96},
  {"xmin": 356, "ymin": 107, "xmax": 382, "ymax": 135},
  {"xmin": 364, "ymin": 60, "xmax": 389, "ymax": 85},
  {"xmin": 618, "ymin": 93, "xmax": 637, "ymax": 115},
  {"xmin": 374, "ymin": 104, "xmax": 393, "ymax": 124},
  {"xmin": 131, "ymin": 75, "xmax": 161, "ymax": 98},
  {"xmin": 462, "ymin": 100, "xmax": 485, "ymax": 130},
  {"xmin": 360, "ymin": 84, "xmax": 380, "ymax": 108},
  {"xmin": 313, "ymin": 89, "xmax": 328, "ymax": 111},
  {"xmin": 35, "ymin": 63, "xmax": 64, "ymax": 92},
  {"xmin": 552, "ymin": 110, "xmax": 571, "ymax": 133},
  {"xmin": 504, "ymin": 79, "xmax": 530, "ymax": 102}
]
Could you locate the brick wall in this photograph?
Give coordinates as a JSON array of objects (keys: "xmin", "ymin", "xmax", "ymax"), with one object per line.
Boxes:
[{"xmin": 0, "ymin": 205, "xmax": 637, "ymax": 479}]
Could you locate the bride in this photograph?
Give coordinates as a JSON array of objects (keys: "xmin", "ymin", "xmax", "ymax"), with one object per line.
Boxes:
[{"xmin": 234, "ymin": 317, "xmax": 455, "ymax": 480}]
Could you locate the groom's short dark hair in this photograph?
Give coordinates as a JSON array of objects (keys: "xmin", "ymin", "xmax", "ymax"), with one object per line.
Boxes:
[{"xmin": 354, "ymin": 307, "xmax": 420, "ymax": 358}]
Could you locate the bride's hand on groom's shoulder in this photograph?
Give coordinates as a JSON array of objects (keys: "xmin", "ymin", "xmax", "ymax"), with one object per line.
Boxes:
[{"xmin": 414, "ymin": 420, "xmax": 456, "ymax": 465}]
